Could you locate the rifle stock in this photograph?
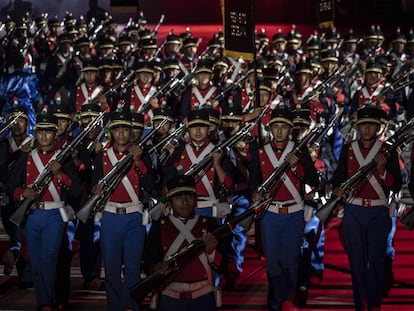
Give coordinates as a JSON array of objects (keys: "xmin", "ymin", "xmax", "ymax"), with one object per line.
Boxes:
[
  {"xmin": 76, "ymin": 194, "xmax": 101, "ymax": 223},
  {"xmin": 315, "ymin": 195, "xmax": 342, "ymax": 224},
  {"xmin": 401, "ymin": 208, "xmax": 414, "ymax": 230},
  {"xmin": 9, "ymin": 198, "xmax": 34, "ymax": 227}
]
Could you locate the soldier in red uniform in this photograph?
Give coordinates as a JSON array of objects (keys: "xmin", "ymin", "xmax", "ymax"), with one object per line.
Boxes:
[
  {"xmin": 1, "ymin": 106, "xmax": 33, "ymax": 280},
  {"xmin": 122, "ymin": 61, "xmax": 158, "ymax": 126},
  {"xmin": 179, "ymin": 59, "xmax": 219, "ymax": 121},
  {"xmin": 248, "ymin": 107, "xmax": 319, "ymax": 311},
  {"xmin": 91, "ymin": 109, "xmax": 155, "ymax": 311},
  {"xmin": 72, "ymin": 59, "xmax": 104, "ymax": 112},
  {"xmin": 144, "ymin": 174, "xmax": 219, "ymax": 311},
  {"xmin": 165, "ymin": 109, "xmax": 233, "ymax": 219},
  {"xmin": 8, "ymin": 110, "xmax": 81, "ymax": 311},
  {"xmin": 331, "ymin": 106, "xmax": 402, "ymax": 311}
]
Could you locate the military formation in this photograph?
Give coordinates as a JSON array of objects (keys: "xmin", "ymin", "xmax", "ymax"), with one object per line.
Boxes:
[{"xmin": 0, "ymin": 8, "xmax": 414, "ymax": 311}]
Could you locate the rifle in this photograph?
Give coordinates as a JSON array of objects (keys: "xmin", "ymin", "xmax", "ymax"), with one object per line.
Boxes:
[
  {"xmin": 136, "ymin": 72, "xmax": 181, "ymax": 114},
  {"xmin": 151, "ymin": 14, "xmax": 165, "ymax": 37},
  {"xmin": 309, "ymin": 107, "xmax": 343, "ymax": 152},
  {"xmin": 129, "ymin": 125, "xmax": 319, "ymax": 302},
  {"xmin": 10, "ymin": 111, "xmax": 106, "ymax": 227},
  {"xmin": 0, "ymin": 111, "xmax": 24, "ymax": 137},
  {"xmin": 316, "ymin": 119, "xmax": 414, "ymax": 224},
  {"xmin": 209, "ymin": 75, "xmax": 248, "ymax": 103},
  {"xmin": 147, "ymin": 123, "xmax": 186, "ymax": 156},
  {"xmin": 76, "ymin": 117, "xmax": 169, "ymax": 223},
  {"xmin": 184, "ymin": 105, "xmax": 270, "ymax": 184}
]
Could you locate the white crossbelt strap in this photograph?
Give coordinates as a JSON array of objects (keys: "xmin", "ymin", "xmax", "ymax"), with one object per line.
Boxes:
[
  {"xmin": 167, "ymin": 215, "xmax": 211, "ymax": 280},
  {"xmin": 185, "ymin": 143, "xmax": 216, "ymax": 198},
  {"xmin": 351, "ymin": 140, "xmax": 386, "ymax": 199},
  {"xmin": 361, "ymin": 85, "xmax": 384, "ymax": 102},
  {"xmin": 134, "ymin": 85, "xmax": 157, "ymax": 107},
  {"xmin": 8, "ymin": 137, "xmax": 18, "ymax": 153},
  {"xmin": 107, "ymin": 148, "xmax": 139, "ymax": 203},
  {"xmin": 80, "ymin": 83, "xmax": 103, "ymax": 106},
  {"xmin": 264, "ymin": 142, "xmax": 303, "ymax": 204},
  {"xmin": 31, "ymin": 149, "xmax": 60, "ymax": 201},
  {"xmin": 192, "ymin": 86, "xmax": 217, "ymax": 108},
  {"xmin": 178, "ymin": 61, "xmax": 190, "ymax": 75}
]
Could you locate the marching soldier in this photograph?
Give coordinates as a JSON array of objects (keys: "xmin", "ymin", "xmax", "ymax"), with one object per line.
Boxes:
[
  {"xmin": 331, "ymin": 106, "xmax": 402, "ymax": 311},
  {"xmin": 144, "ymin": 174, "xmax": 219, "ymax": 311},
  {"xmin": 165, "ymin": 109, "xmax": 233, "ymax": 219},
  {"xmin": 1, "ymin": 106, "xmax": 33, "ymax": 281},
  {"xmin": 8, "ymin": 109, "xmax": 82, "ymax": 311},
  {"xmin": 248, "ymin": 107, "xmax": 319, "ymax": 311},
  {"xmin": 179, "ymin": 59, "xmax": 219, "ymax": 121},
  {"xmin": 91, "ymin": 109, "xmax": 155, "ymax": 311},
  {"xmin": 72, "ymin": 59, "xmax": 105, "ymax": 113}
]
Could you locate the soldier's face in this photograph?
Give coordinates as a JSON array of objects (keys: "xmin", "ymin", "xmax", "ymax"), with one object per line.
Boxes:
[
  {"xmin": 84, "ymin": 71, "xmax": 98, "ymax": 84},
  {"xmin": 11, "ymin": 118, "xmax": 28, "ymax": 137},
  {"xmin": 221, "ymin": 120, "xmax": 241, "ymax": 139},
  {"xmin": 130, "ymin": 128, "xmax": 143, "ymax": 144},
  {"xmin": 36, "ymin": 129, "xmax": 56, "ymax": 149},
  {"xmin": 357, "ymin": 122, "xmax": 379, "ymax": 141},
  {"xmin": 196, "ymin": 72, "xmax": 212, "ymax": 85},
  {"xmin": 138, "ymin": 71, "xmax": 153, "ymax": 85},
  {"xmin": 57, "ymin": 118, "xmax": 70, "ymax": 136},
  {"xmin": 170, "ymin": 193, "xmax": 196, "ymax": 218},
  {"xmin": 111, "ymin": 126, "xmax": 131, "ymax": 147},
  {"xmin": 322, "ymin": 60, "xmax": 338, "ymax": 76},
  {"xmin": 189, "ymin": 125, "xmax": 209, "ymax": 143},
  {"xmin": 270, "ymin": 122, "xmax": 292, "ymax": 143},
  {"xmin": 365, "ymin": 72, "xmax": 382, "ymax": 86},
  {"xmin": 259, "ymin": 90, "xmax": 271, "ymax": 106},
  {"xmin": 154, "ymin": 119, "xmax": 172, "ymax": 136}
]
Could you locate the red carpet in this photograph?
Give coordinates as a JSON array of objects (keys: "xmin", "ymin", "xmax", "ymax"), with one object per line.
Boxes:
[{"xmin": 220, "ymin": 218, "xmax": 414, "ymax": 310}]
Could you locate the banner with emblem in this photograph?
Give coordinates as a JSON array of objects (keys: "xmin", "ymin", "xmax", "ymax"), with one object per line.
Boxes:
[
  {"xmin": 221, "ymin": 0, "xmax": 255, "ymax": 61},
  {"xmin": 318, "ymin": 0, "xmax": 335, "ymax": 29}
]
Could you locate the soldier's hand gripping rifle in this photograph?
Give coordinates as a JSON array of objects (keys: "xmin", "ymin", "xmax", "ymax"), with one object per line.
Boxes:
[
  {"xmin": 136, "ymin": 72, "xmax": 181, "ymax": 114},
  {"xmin": 129, "ymin": 126, "xmax": 318, "ymax": 303},
  {"xmin": 76, "ymin": 117, "xmax": 169, "ymax": 223},
  {"xmin": 209, "ymin": 75, "xmax": 248, "ymax": 103},
  {"xmin": 316, "ymin": 119, "xmax": 414, "ymax": 224},
  {"xmin": 10, "ymin": 111, "xmax": 106, "ymax": 227},
  {"xmin": 184, "ymin": 105, "xmax": 270, "ymax": 184}
]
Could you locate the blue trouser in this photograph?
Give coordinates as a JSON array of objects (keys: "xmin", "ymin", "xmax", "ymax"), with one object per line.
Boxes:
[
  {"xmin": 101, "ymin": 211, "xmax": 146, "ymax": 311},
  {"xmin": 223, "ymin": 195, "xmax": 249, "ymax": 272},
  {"xmin": 261, "ymin": 210, "xmax": 304, "ymax": 310},
  {"xmin": 343, "ymin": 204, "xmax": 391, "ymax": 311},
  {"xmin": 298, "ymin": 213, "xmax": 325, "ymax": 288},
  {"xmin": 25, "ymin": 209, "xmax": 65, "ymax": 308},
  {"xmin": 158, "ymin": 292, "xmax": 216, "ymax": 311}
]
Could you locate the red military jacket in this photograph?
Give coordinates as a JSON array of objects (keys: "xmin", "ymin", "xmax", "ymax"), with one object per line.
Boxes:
[
  {"xmin": 160, "ymin": 214, "xmax": 211, "ymax": 282},
  {"xmin": 190, "ymin": 85, "xmax": 217, "ymax": 111},
  {"xmin": 13, "ymin": 148, "xmax": 72, "ymax": 201},
  {"xmin": 102, "ymin": 145, "xmax": 148, "ymax": 202},
  {"xmin": 258, "ymin": 140, "xmax": 305, "ymax": 201},
  {"xmin": 346, "ymin": 140, "xmax": 395, "ymax": 199},
  {"xmin": 177, "ymin": 141, "xmax": 232, "ymax": 197},
  {"xmin": 75, "ymin": 82, "xmax": 104, "ymax": 112}
]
